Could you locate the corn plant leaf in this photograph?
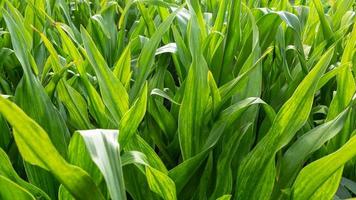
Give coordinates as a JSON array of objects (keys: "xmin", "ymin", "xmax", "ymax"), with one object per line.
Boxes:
[
  {"xmin": 235, "ymin": 47, "xmax": 334, "ymax": 200},
  {"xmin": 76, "ymin": 129, "xmax": 126, "ymax": 200},
  {"xmin": 210, "ymin": 124, "xmax": 251, "ymax": 199},
  {"xmin": 316, "ymin": 23, "xmax": 356, "ymax": 199},
  {"xmin": 121, "ymin": 151, "xmax": 149, "ymax": 167},
  {"xmin": 113, "ymin": 44, "xmax": 131, "ymax": 88},
  {"xmin": 0, "ymin": 96, "xmax": 104, "ymax": 200},
  {"xmin": 38, "ymin": 30, "xmax": 92, "ymax": 130},
  {"xmin": 0, "ymin": 148, "xmax": 50, "ymax": 200},
  {"xmin": 57, "ymin": 80, "xmax": 92, "ymax": 130},
  {"xmin": 146, "ymin": 166, "xmax": 177, "ymax": 200},
  {"xmin": 0, "ymin": 175, "xmax": 35, "ymax": 200},
  {"xmin": 55, "ymin": 24, "xmax": 113, "ymax": 128},
  {"xmin": 150, "ymin": 88, "xmax": 180, "ymax": 105},
  {"xmin": 171, "ymin": 97, "xmax": 267, "ymax": 193},
  {"xmin": 66, "ymin": 133, "xmax": 102, "ymax": 184},
  {"xmin": 312, "ymin": 0, "xmax": 333, "ymax": 40},
  {"xmin": 178, "ymin": 4, "xmax": 209, "ymax": 160},
  {"xmin": 81, "ymin": 26, "xmax": 129, "ymax": 123},
  {"xmin": 130, "ymin": 7, "xmax": 180, "ymax": 100},
  {"xmin": 216, "ymin": 195, "xmax": 232, "ymax": 200},
  {"xmin": 278, "ymin": 107, "xmax": 351, "ymax": 189},
  {"xmin": 119, "ymin": 83, "xmax": 147, "ymax": 147},
  {"xmin": 58, "ymin": 132, "xmax": 103, "ymax": 200},
  {"xmin": 3, "ymin": 4, "xmax": 70, "ymax": 197},
  {"xmin": 0, "ymin": 1, "xmax": 354, "ymax": 199},
  {"xmin": 125, "ymin": 134, "xmax": 168, "ymax": 173},
  {"xmin": 292, "ymin": 131, "xmax": 356, "ymax": 200},
  {"xmin": 0, "ymin": 115, "xmax": 11, "ymax": 150}
]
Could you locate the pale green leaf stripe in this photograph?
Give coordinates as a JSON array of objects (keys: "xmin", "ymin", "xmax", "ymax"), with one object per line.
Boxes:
[
  {"xmin": 81, "ymin": 26, "xmax": 129, "ymax": 123},
  {"xmin": 235, "ymin": 47, "xmax": 334, "ymax": 200},
  {"xmin": 292, "ymin": 131, "xmax": 356, "ymax": 200},
  {"xmin": 0, "ymin": 175, "xmax": 35, "ymax": 200},
  {"xmin": 0, "ymin": 96, "xmax": 104, "ymax": 200},
  {"xmin": 0, "ymin": 148, "xmax": 50, "ymax": 200},
  {"xmin": 77, "ymin": 129, "xmax": 126, "ymax": 200}
]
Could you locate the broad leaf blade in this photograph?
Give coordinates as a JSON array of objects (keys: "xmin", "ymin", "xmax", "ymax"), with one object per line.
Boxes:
[{"xmin": 0, "ymin": 96, "xmax": 104, "ymax": 200}]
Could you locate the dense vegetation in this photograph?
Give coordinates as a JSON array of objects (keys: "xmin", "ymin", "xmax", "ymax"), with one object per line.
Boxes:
[{"xmin": 0, "ymin": 0, "xmax": 355, "ymax": 199}]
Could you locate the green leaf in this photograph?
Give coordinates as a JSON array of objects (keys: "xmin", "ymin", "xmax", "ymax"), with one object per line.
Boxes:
[
  {"xmin": 292, "ymin": 131, "xmax": 356, "ymax": 200},
  {"xmin": 178, "ymin": 5, "xmax": 209, "ymax": 160},
  {"xmin": 121, "ymin": 151, "xmax": 149, "ymax": 167},
  {"xmin": 125, "ymin": 134, "xmax": 168, "ymax": 173},
  {"xmin": 81, "ymin": 26, "xmax": 129, "ymax": 123},
  {"xmin": 57, "ymin": 80, "xmax": 92, "ymax": 130},
  {"xmin": 278, "ymin": 107, "xmax": 351, "ymax": 190},
  {"xmin": 130, "ymin": 7, "xmax": 180, "ymax": 100},
  {"xmin": 210, "ymin": 124, "xmax": 251, "ymax": 199},
  {"xmin": 146, "ymin": 166, "xmax": 177, "ymax": 200},
  {"xmin": 113, "ymin": 44, "xmax": 132, "ymax": 89},
  {"xmin": 0, "ymin": 96, "xmax": 104, "ymax": 200},
  {"xmin": 55, "ymin": 23, "xmax": 113, "ymax": 128},
  {"xmin": 0, "ymin": 148, "xmax": 50, "ymax": 200},
  {"xmin": 3, "ymin": 4, "xmax": 70, "ymax": 197},
  {"xmin": 208, "ymin": 71, "xmax": 221, "ymax": 118},
  {"xmin": 171, "ymin": 97, "xmax": 266, "ymax": 193},
  {"xmin": 0, "ymin": 175, "xmax": 35, "ymax": 200},
  {"xmin": 312, "ymin": 0, "xmax": 333, "ymax": 40},
  {"xmin": 235, "ymin": 47, "xmax": 334, "ymax": 200},
  {"xmin": 150, "ymin": 88, "xmax": 180, "ymax": 105},
  {"xmin": 0, "ymin": 115, "xmax": 11, "ymax": 150},
  {"xmin": 216, "ymin": 195, "xmax": 232, "ymax": 200},
  {"xmin": 76, "ymin": 129, "xmax": 126, "ymax": 200},
  {"xmin": 119, "ymin": 83, "xmax": 148, "ymax": 147}
]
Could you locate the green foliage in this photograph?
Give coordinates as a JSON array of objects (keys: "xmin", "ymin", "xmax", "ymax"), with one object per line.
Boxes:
[{"xmin": 0, "ymin": 0, "xmax": 355, "ymax": 199}]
